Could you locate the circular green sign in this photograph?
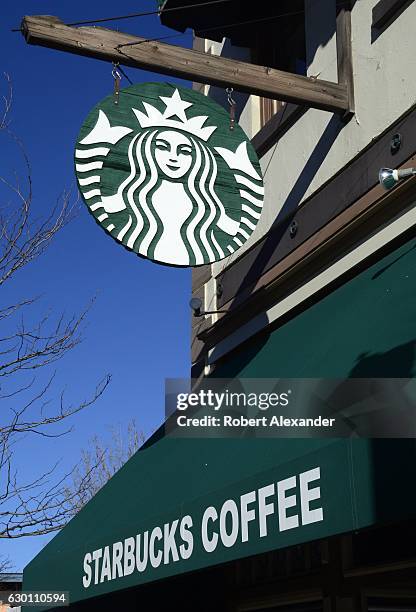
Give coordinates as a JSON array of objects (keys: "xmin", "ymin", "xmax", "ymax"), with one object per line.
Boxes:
[{"xmin": 75, "ymin": 83, "xmax": 264, "ymax": 267}]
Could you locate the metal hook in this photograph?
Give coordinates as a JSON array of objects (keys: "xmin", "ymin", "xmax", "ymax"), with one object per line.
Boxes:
[
  {"xmin": 112, "ymin": 62, "xmax": 122, "ymax": 81},
  {"xmin": 226, "ymin": 87, "xmax": 236, "ymax": 130},
  {"xmin": 226, "ymin": 87, "xmax": 236, "ymax": 107}
]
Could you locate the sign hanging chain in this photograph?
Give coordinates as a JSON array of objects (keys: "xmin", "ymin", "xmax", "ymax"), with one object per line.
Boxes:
[
  {"xmin": 226, "ymin": 87, "xmax": 236, "ymax": 131},
  {"xmin": 112, "ymin": 62, "xmax": 122, "ymax": 104}
]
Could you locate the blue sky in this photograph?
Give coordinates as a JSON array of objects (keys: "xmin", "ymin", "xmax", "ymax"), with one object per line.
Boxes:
[{"xmin": 1, "ymin": 1, "xmax": 193, "ymax": 571}]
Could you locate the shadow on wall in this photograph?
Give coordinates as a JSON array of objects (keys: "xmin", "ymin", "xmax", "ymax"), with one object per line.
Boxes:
[
  {"xmin": 371, "ymin": 0, "xmax": 414, "ymax": 43},
  {"xmin": 301, "ymin": 0, "xmax": 358, "ymax": 76},
  {"xmin": 221, "ymin": 112, "xmax": 345, "ymax": 311},
  {"xmin": 305, "ymin": 0, "xmax": 336, "ymax": 72},
  {"xmin": 274, "ymin": 113, "xmax": 344, "ymax": 223}
]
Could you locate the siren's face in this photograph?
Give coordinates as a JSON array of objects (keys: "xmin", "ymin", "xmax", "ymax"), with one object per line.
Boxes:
[{"xmin": 154, "ymin": 130, "xmax": 193, "ymax": 179}]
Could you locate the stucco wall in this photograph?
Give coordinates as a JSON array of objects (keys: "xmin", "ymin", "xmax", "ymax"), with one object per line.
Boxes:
[{"xmin": 203, "ymin": 0, "xmax": 416, "ymax": 278}]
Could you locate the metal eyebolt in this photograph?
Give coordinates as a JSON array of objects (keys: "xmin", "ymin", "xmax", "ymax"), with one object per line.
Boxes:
[
  {"xmin": 390, "ymin": 133, "xmax": 402, "ymax": 155},
  {"xmin": 289, "ymin": 220, "xmax": 298, "ymax": 238}
]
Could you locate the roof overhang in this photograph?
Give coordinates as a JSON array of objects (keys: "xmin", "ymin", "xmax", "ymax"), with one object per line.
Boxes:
[{"xmin": 158, "ymin": 0, "xmax": 305, "ymax": 45}]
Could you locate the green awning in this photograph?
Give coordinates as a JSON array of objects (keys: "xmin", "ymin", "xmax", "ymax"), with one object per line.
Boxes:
[
  {"xmin": 23, "ymin": 435, "xmax": 416, "ymax": 609},
  {"xmin": 23, "ymin": 237, "xmax": 416, "ymax": 609}
]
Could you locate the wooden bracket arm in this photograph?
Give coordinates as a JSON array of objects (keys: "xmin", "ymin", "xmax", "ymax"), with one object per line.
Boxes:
[{"xmin": 21, "ymin": 15, "xmax": 350, "ymax": 114}]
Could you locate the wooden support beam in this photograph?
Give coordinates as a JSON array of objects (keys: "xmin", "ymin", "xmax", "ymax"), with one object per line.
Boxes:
[
  {"xmin": 21, "ymin": 15, "xmax": 349, "ymax": 114},
  {"xmin": 336, "ymin": 3, "xmax": 355, "ymax": 118}
]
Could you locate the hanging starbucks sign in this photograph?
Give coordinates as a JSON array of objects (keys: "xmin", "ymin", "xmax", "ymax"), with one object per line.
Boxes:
[{"xmin": 75, "ymin": 83, "xmax": 264, "ymax": 266}]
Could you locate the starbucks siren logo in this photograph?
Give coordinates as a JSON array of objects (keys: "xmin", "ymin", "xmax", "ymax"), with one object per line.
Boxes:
[{"xmin": 75, "ymin": 83, "xmax": 264, "ymax": 266}]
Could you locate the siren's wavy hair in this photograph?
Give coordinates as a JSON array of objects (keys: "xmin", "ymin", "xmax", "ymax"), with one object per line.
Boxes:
[{"xmin": 116, "ymin": 128, "xmax": 230, "ymax": 265}]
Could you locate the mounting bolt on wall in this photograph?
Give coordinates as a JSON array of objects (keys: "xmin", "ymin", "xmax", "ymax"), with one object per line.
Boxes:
[
  {"xmin": 390, "ymin": 133, "xmax": 402, "ymax": 155},
  {"xmin": 289, "ymin": 220, "xmax": 298, "ymax": 238}
]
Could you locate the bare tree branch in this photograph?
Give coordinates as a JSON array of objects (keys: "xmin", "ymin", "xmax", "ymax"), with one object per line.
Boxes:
[
  {"xmin": 0, "ymin": 553, "xmax": 13, "ymax": 575},
  {"xmin": 0, "ymin": 72, "xmax": 12, "ymax": 131},
  {"xmin": 0, "ymin": 74, "xmax": 111, "ymax": 542},
  {"xmin": 62, "ymin": 420, "xmax": 144, "ymax": 518}
]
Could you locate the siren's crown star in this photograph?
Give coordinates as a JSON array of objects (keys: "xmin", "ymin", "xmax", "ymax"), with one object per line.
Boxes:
[
  {"xmin": 160, "ymin": 89, "xmax": 192, "ymax": 122},
  {"xmin": 132, "ymin": 88, "xmax": 217, "ymax": 141}
]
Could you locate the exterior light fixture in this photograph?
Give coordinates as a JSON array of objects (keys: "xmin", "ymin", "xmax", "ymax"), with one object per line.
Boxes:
[
  {"xmin": 189, "ymin": 297, "xmax": 203, "ymax": 317},
  {"xmin": 378, "ymin": 167, "xmax": 416, "ymax": 191},
  {"xmin": 189, "ymin": 297, "xmax": 227, "ymax": 317}
]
